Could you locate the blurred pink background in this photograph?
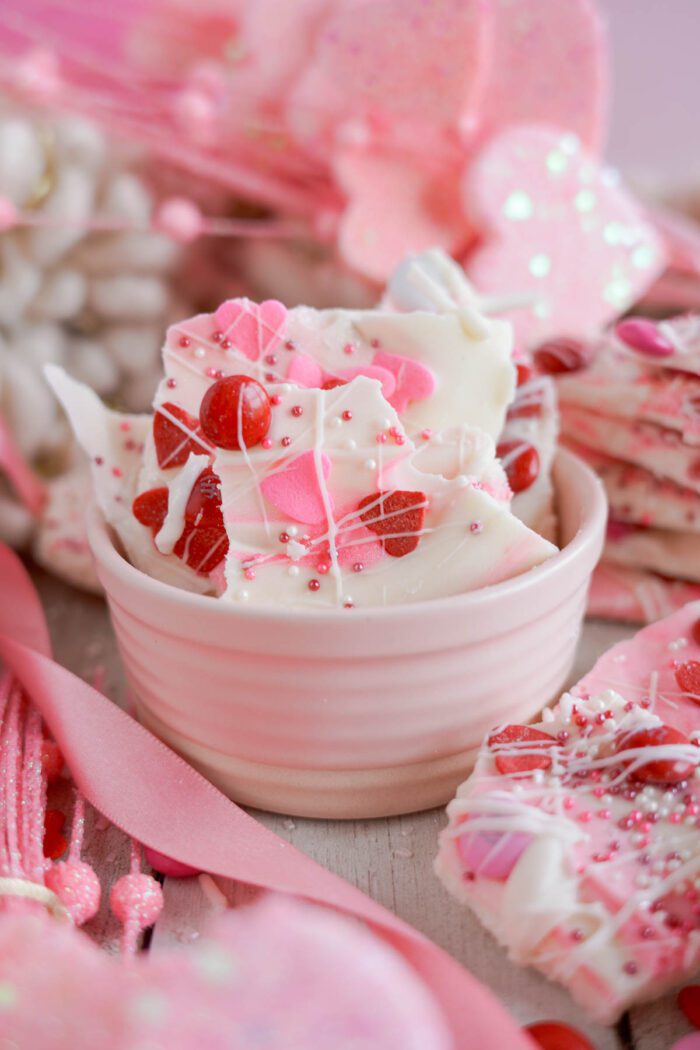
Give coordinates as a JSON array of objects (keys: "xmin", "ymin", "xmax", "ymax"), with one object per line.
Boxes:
[{"xmin": 602, "ymin": 0, "xmax": 700, "ymax": 192}]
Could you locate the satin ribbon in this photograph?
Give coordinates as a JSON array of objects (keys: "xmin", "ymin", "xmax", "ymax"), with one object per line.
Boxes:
[
  {"xmin": 0, "ymin": 543, "xmax": 534, "ymax": 1049},
  {"xmin": 0, "ymin": 417, "xmax": 46, "ymax": 515}
]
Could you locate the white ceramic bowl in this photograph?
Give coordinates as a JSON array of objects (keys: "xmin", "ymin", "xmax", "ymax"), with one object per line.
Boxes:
[{"xmin": 87, "ymin": 449, "xmax": 606, "ymax": 819}]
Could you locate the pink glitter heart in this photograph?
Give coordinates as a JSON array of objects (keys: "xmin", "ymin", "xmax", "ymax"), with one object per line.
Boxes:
[
  {"xmin": 335, "ymin": 152, "xmax": 471, "ymax": 283},
  {"xmin": 481, "ymin": 0, "xmax": 607, "ymax": 153},
  {"xmin": 261, "ymin": 451, "xmax": 332, "ymax": 525},
  {"xmin": 463, "ymin": 126, "xmax": 666, "ymax": 346},
  {"xmin": 213, "ymin": 298, "xmax": 287, "ymax": 362}
]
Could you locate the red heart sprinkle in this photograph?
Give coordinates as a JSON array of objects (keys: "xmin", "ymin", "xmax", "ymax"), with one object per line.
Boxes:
[
  {"xmin": 496, "ymin": 441, "xmax": 540, "ymax": 494},
  {"xmin": 526, "ymin": 1021, "xmax": 595, "ymax": 1050},
  {"xmin": 614, "ymin": 724, "xmax": 697, "ymax": 784},
  {"xmin": 43, "ymin": 809, "xmax": 67, "ymax": 860},
  {"xmin": 488, "ymin": 725, "xmax": 554, "ymax": 776},
  {"xmin": 132, "ymin": 487, "xmax": 169, "ymax": 534},
  {"xmin": 676, "ymin": 661, "xmax": 700, "ymax": 699},
  {"xmin": 173, "ymin": 468, "xmax": 228, "ymax": 574},
  {"xmin": 678, "ymin": 985, "xmax": 700, "ymax": 1029},
  {"xmin": 199, "ymin": 375, "xmax": 271, "ymax": 450},
  {"xmin": 534, "ymin": 338, "xmax": 589, "ymax": 375},
  {"xmin": 358, "ymin": 490, "xmax": 426, "ymax": 558},
  {"xmin": 153, "ymin": 402, "xmax": 209, "ymax": 468}
]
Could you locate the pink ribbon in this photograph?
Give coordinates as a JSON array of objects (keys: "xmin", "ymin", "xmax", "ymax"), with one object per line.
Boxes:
[
  {"xmin": 0, "ymin": 416, "xmax": 46, "ymax": 515},
  {"xmin": 0, "ymin": 543, "xmax": 533, "ymax": 1049}
]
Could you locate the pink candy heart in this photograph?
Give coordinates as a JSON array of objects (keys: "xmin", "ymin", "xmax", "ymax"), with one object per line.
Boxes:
[
  {"xmin": 260, "ymin": 451, "xmax": 333, "ymax": 525},
  {"xmin": 213, "ymin": 298, "xmax": 287, "ymax": 362},
  {"xmin": 456, "ymin": 827, "xmax": 532, "ymax": 880},
  {"xmin": 463, "ymin": 125, "xmax": 666, "ymax": 346},
  {"xmin": 373, "ymin": 350, "xmax": 437, "ymax": 414}
]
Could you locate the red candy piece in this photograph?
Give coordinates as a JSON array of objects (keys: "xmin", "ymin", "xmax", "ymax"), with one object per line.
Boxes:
[
  {"xmin": 515, "ymin": 361, "xmax": 533, "ymax": 386},
  {"xmin": 41, "ymin": 738, "xmax": 63, "ymax": 783},
  {"xmin": 496, "ymin": 441, "xmax": 540, "ymax": 494},
  {"xmin": 677, "ymin": 661, "xmax": 700, "ymax": 699},
  {"xmin": 153, "ymin": 402, "xmax": 209, "ymax": 468},
  {"xmin": 358, "ymin": 490, "xmax": 426, "ymax": 557},
  {"xmin": 507, "ymin": 398, "xmax": 542, "ymax": 421},
  {"xmin": 199, "ymin": 375, "xmax": 271, "ymax": 450},
  {"xmin": 174, "ymin": 468, "xmax": 228, "ymax": 574},
  {"xmin": 614, "ymin": 724, "xmax": 697, "ymax": 785},
  {"xmin": 534, "ymin": 337, "xmax": 588, "ymax": 375},
  {"xmin": 526, "ymin": 1021, "xmax": 595, "ymax": 1050},
  {"xmin": 692, "ymin": 619, "xmax": 700, "ymax": 647},
  {"xmin": 43, "ymin": 809, "xmax": 67, "ymax": 860},
  {"xmin": 321, "ymin": 378, "xmax": 347, "ymax": 390},
  {"xmin": 488, "ymin": 725, "xmax": 554, "ymax": 776},
  {"xmin": 132, "ymin": 487, "xmax": 169, "ymax": 534},
  {"xmin": 678, "ymin": 985, "xmax": 700, "ymax": 1029}
]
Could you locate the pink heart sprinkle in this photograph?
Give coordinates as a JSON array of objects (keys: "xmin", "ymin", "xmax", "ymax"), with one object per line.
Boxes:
[
  {"xmin": 261, "ymin": 451, "xmax": 333, "ymax": 525},
  {"xmin": 213, "ymin": 299, "xmax": 287, "ymax": 361},
  {"xmin": 336, "ymin": 365, "xmax": 396, "ymax": 400},
  {"xmin": 287, "ymin": 353, "xmax": 324, "ymax": 388},
  {"xmin": 615, "ymin": 318, "xmax": 675, "ymax": 358},
  {"xmin": 456, "ymin": 828, "xmax": 532, "ymax": 880},
  {"xmin": 373, "ymin": 350, "xmax": 436, "ymax": 413}
]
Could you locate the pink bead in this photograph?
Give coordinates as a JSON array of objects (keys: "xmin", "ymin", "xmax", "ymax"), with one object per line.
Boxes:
[
  {"xmin": 143, "ymin": 846, "xmax": 200, "ymax": 879},
  {"xmin": 110, "ymin": 872, "xmax": 163, "ymax": 928},
  {"xmin": 45, "ymin": 860, "xmax": 101, "ymax": 925},
  {"xmin": 0, "ymin": 196, "xmax": 17, "ymax": 232},
  {"xmin": 154, "ymin": 197, "xmax": 203, "ymax": 243},
  {"xmin": 616, "ymin": 318, "xmax": 674, "ymax": 358}
]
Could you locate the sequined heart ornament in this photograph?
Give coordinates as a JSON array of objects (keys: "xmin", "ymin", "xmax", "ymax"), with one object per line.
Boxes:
[
  {"xmin": 0, "ymin": 896, "xmax": 451, "ymax": 1050},
  {"xmin": 463, "ymin": 126, "xmax": 667, "ymax": 346}
]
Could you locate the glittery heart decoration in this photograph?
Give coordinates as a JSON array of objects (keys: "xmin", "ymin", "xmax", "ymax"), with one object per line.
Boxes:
[
  {"xmin": 260, "ymin": 451, "xmax": 333, "ymax": 525},
  {"xmin": 335, "ymin": 152, "xmax": 471, "ymax": 283},
  {"xmin": 0, "ymin": 897, "xmax": 452, "ymax": 1050},
  {"xmin": 463, "ymin": 126, "xmax": 667, "ymax": 345},
  {"xmin": 481, "ymin": 0, "xmax": 607, "ymax": 153},
  {"xmin": 213, "ymin": 299, "xmax": 287, "ymax": 362},
  {"xmin": 291, "ymin": 0, "xmax": 490, "ymax": 145}
]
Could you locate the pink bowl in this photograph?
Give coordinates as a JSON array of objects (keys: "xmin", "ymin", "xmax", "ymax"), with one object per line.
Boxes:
[{"xmin": 87, "ymin": 449, "xmax": 606, "ymax": 819}]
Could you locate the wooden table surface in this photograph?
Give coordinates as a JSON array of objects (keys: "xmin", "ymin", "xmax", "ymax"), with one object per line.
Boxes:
[{"xmin": 35, "ymin": 564, "xmax": 691, "ymax": 1050}]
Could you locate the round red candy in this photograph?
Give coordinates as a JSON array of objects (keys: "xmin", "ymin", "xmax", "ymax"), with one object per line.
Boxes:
[
  {"xmin": 533, "ymin": 338, "xmax": 588, "ymax": 375},
  {"xmin": 525, "ymin": 1021, "xmax": 595, "ymax": 1050},
  {"xmin": 488, "ymin": 725, "xmax": 554, "ymax": 776},
  {"xmin": 676, "ymin": 660, "xmax": 700, "ymax": 699},
  {"xmin": 199, "ymin": 375, "xmax": 271, "ymax": 450},
  {"xmin": 679, "ymin": 985, "xmax": 700, "ymax": 1029},
  {"xmin": 614, "ymin": 724, "xmax": 697, "ymax": 784},
  {"xmin": 692, "ymin": 619, "xmax": 700, "ymax": 647},
  {"xmin": 496, "ymin": 441, "xmax": 540, "ymax": 494}
]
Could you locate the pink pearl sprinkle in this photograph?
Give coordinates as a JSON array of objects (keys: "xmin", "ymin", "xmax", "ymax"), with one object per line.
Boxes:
[
  {"xmin": 291, "ymin": 405, "xmax": 303, "ymax": 417},
  {"xmin": 669, "ymin": 813, "xmax": 682, "ymax": 824},
  {"xmin": 166, "ymin": 378, "xmax": 177, "ymax": 389},
  {"xmin": 285, "ymin": 340, "xmax": 296, "ymax": 352},
  {"xmin": 343, "ymin": 599, "xmax": 354, "ymax": 609},
  {"xmin": 281, "ymin": 436, "xmax": 292, "ymax": 447},
  {"xmin": 279, "ymin": 532, "xmax": 290, "ymax": 544},
  {"xmin": 469, "ymin": 521, "xmax": 483, "ymax": 534},
  {"xmin": 179, "ymin": 336, "xmax": 191, "ymax": 349},
  {"xmin": 265, "ymin": 354, "xmax": 278, "ymax": 365},
  {"xmin": 342, "ymin": 410, "xmax": 353, "ymax": 422},
  {"xmin": 578, "ymin": 811, "xmax": 594, "ymax": 823},
  {"xmin": 262, "ymin": 437, "xmax": 273, "ymax": 450},
  {"xmin": 353, "ymin": 562, "xmax": 364, "ymax": 573},
  {"xmin": 270, "ymin": 394, "xmax": 282, "ymax": 406},
  {"xmin": 395, "ymin": 434, "xmax": 406, "ymax": 445},
  {"xmin": 308, "ymin": 579, "xmax": 320, "ymax": 592},
  {"xmin": 112, "ymin": 467, "xmax": 122, "ymax": 478},
  {"xmin": 616, "ymin": 318, "xmax": 674, "ymax": 358},
  {"xmin": 421, "ymin": 428, "xmax": 433, "ymax": 440},
  {"xmin": 317, "ymin": 562, "xmax": 330, "ymax": 575},
  {"xmin": 221, "ymin": 338, "xmax": 232, "ymax": 350},
  {"xmin": 623, "ymin": 961, "xmax": 638, "ymax": 976},
  {"xmin": 244, "ymin": 568, "xmax": 256, "ymax": 581},
  {"xmin": 94, "ymin": 456, "xmax": 103, "ymax": 466},
  {"xmin": 562, "ymin": 796, "xmax": 575, "ymax": 810},
  {"xmin": 376, "ymin": 432, "xmax": 388, "ymax": 444},
  {"xmin": 155, "ymin": 197, "xmax": 203, "ymax": 243},
  {"xmin": 343, "ymin": 343, "xmax": 356, "ymax": 355},
  {"xmin": 213, "ymin": 331, "xmax": 223, "ymax": 343}
]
